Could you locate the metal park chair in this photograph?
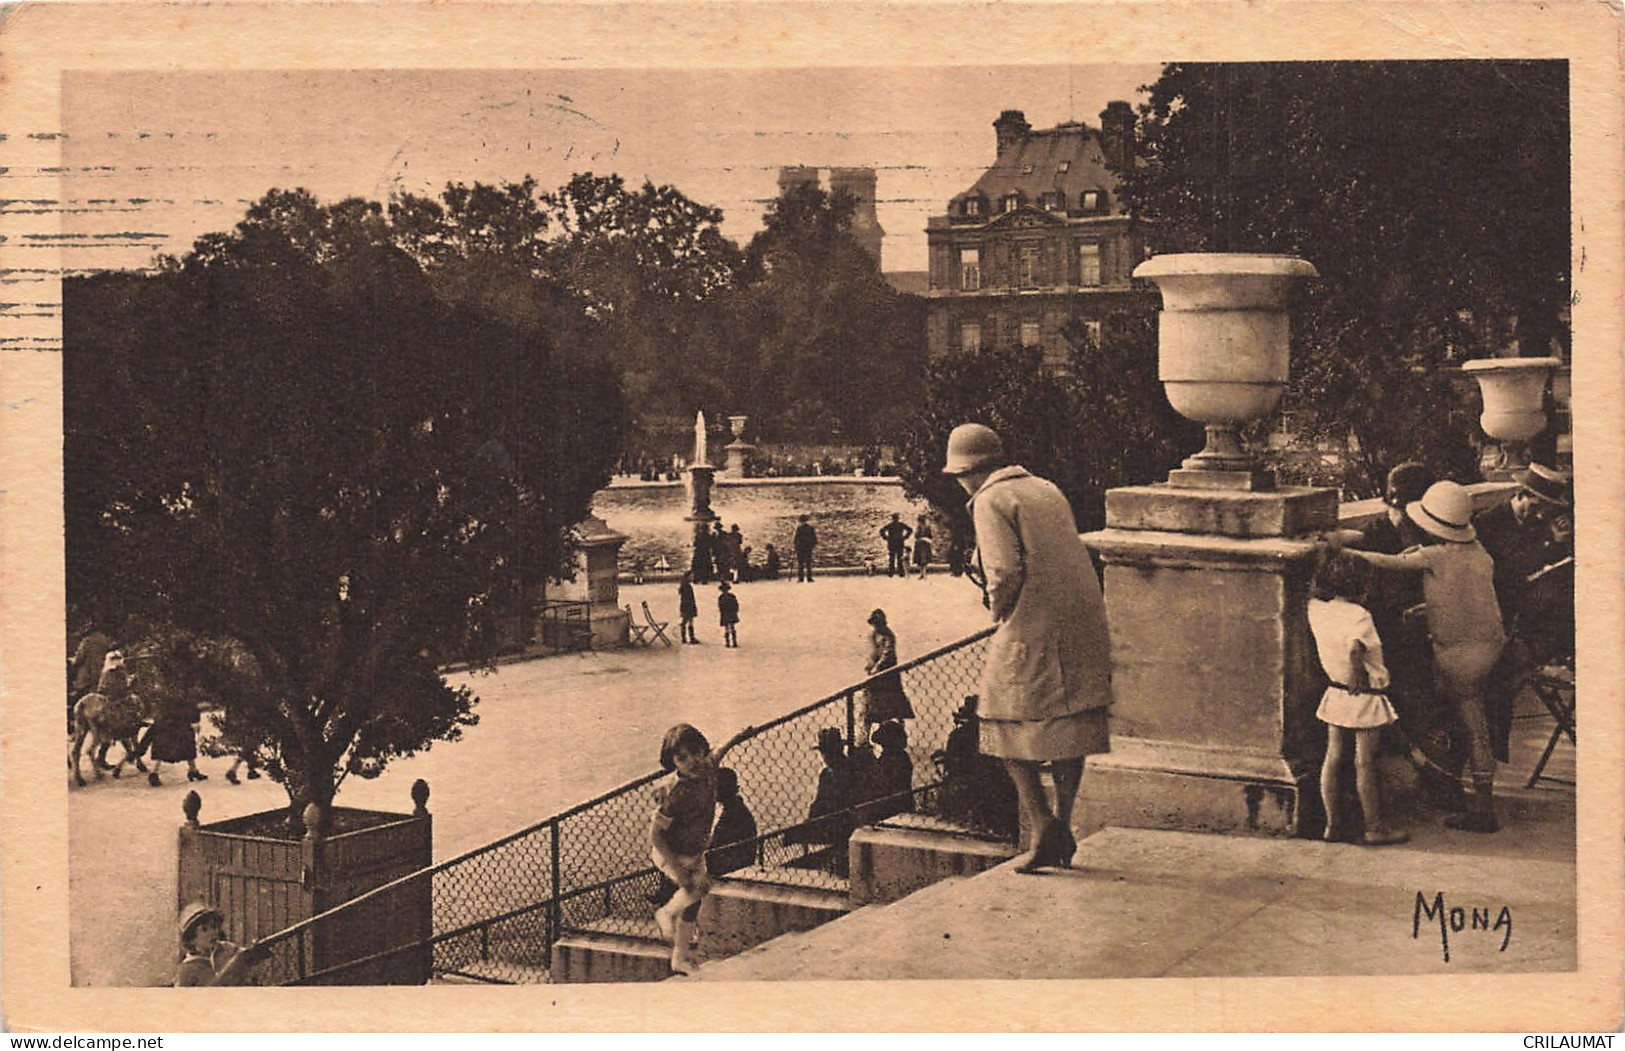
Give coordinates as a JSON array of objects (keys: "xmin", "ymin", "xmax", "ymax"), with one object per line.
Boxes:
[
  {"xmin": 639, "ymin": 602, "xmax": 673, "ymax": 648},
  {"xmin": 625, "ymin": 606, "xmax": 652, "ymax": 647}
]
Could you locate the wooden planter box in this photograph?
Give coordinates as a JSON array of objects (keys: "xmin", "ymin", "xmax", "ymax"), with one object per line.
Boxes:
[{"xmin": 176, "ymin": 784, "xmax": 433, "ymax": 985}]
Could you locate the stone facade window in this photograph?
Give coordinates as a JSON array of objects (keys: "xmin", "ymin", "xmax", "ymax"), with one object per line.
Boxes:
[
  {"xmin": 1019, "ymin": 246, "xmax": 1040, "ymax": 288},
  {"xmin": 959, "ymin": 247, "xmax": 980, "ymax": 291},
  {"xmin": 1020, "ymin": 321, "xmax": 1041, "ymax": 347},
  {"xmin": 959, "ymin": 320, "xmax": 982, "ymax": 353},
  {"xmin": 1078, "ymin": 243, "xmax": 1102, "ymax": 286},
  {"xmin": 1084, "ymin": 319, "xmax": 1102, "ymax": 346}
]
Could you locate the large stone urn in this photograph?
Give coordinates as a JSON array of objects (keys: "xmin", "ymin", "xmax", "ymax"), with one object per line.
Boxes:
[
  {"xmin": 724, "ymin": 414, "xmax": 756, "ymax": 477},
  {"xmin": 1082, "ymin": 252, "xmax": 1331, "ymax": 838},
  {"xmin": 1136, "ymin": 252, "xmax": 1320, "ymax": 490},
  {"xmin": 1461, "ymin": 356, "xmax": 1562, "ymax": 479}
]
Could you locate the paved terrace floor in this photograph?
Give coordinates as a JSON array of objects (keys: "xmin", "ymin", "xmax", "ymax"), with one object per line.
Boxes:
[
  {"xmin": 68, "ymin": 571, "xmax": 1578, "ymax": 989},
  {"xmin": 68, "ymin": 571, "xmax": 994, "ymax": 987}
]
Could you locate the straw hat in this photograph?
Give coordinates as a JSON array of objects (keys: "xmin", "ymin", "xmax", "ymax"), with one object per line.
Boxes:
[
  {"xmin": 177, "ymin": 902, "xmax": 223, "ymax": 947},
  {"xmin": 1406, "ymin": 481, "xmax": 1477, "ymax": 543},
  {"xmin": 1514, "ymin": 463, "xmax": 1571, "ymax": 508}
]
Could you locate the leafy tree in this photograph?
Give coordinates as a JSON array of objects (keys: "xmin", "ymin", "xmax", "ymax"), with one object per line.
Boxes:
[
  {"xmin": 894, "ymin": 332, "xmax": 1197, "ymax": 545},
  {"xmin": 1120, "ymin": 61, "xmax": 1568, "ymax": 492},
  {"xmin": 67, "ymin": 190, "xmax": 625, "ymax": 829},
  {"xmin": 729, "ymin": 184, "xmax": 927, "ymax": 443}
]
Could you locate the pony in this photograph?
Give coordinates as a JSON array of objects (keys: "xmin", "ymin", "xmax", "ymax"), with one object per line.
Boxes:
[{"xmin": 68, "ymin": 650, "xmax": 150, "ymax": 786}]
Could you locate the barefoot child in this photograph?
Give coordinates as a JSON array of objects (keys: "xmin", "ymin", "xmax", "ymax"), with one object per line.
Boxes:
[
  {"xmin": 650, "ymin": 722, "xmax": 752, "ymax": 974},
  {"xmin": 1309, "ymin": 553, "xmax": 1407, "ymax": 846}
]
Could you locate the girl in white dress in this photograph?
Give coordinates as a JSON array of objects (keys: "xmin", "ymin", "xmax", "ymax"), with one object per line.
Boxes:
[{"xmin": 1309, "ymin": 553, "xmax": 1409, "ymax": 846}]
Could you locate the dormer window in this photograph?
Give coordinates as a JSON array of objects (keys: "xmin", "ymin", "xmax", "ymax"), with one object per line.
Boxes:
[
  {"xmin": 1042, "ymin": 192, "xmax": 1064, "ymax": 212},
  {"xmin": 1081, "ymin": 190, "xmax": 1100, "ymax": 211},
  {"xmin": 961, "ymin": 196, "xmax": 984, "ymax": 218},
  {"xmin": 1001, "ymin": 192, "xmax": 1021, "ymax": 214},
  {"xmin": 1057, "ymin": 160, "xmax": 1071, "ymax": 173},
  {"xmin": 1022, "ymin": 164, "xmax": 1034, "ymax": 175}
]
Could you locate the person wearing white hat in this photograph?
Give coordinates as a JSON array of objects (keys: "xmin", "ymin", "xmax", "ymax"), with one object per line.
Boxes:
[
  {"xmin": 1345, "ymin": 480, "xmax": 1507, "ymax": 833},
  {"xmin": 174, "ymin": 903, "xmax": 265, "ymax": 986},
  {"xmin": 943, "ymin": 423, "xmax": 1113, "ymax": 872}
]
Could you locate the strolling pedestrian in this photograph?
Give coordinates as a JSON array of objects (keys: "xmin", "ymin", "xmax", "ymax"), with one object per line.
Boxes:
[
  {"xmin": 146, "ymin": 686, "xmax": 207, "ymax": 787},
  {"xmin": 711, "ymin": 522, "xmax": 732, "ymax": 583},
  {"xmin": 174, "ymin": 903, "xmax": 265, "ymax": 986},
  {"xmin": 717, "ymin": 580, "xmax": 740, "ymax": 648},
  {"xmin": 862, "ymin": 609, "xmax": 914, "ymax": 737},
  {"xmin": 943, "ymin": 422, "xmax": 1112, "ymax": 873},
  {"xmin": 879, "ymin": 513, "xmax": 913, "ymax": 577},
  {"xmin": 678, "ymin": 572, "xmax": 700, "ymax": 644},
  {"xmin": 793, "ymin": 515, "xmax": 818, "ymax": 582},
  {"xmin": 726, "ymin": 524, "xmax": 745, "ymax": 582},
  {"xmin": 1309, "ymin": 553, "xmax": 1408, "ymax": 846},
  {"xmin": 1346, "ymin": 481, "xmax": 1506, "ymax": 833},
  {"xmin": 649, "ymin": 722, "xmax": 752, "ymax": 974},
  {"xmin": 912, "ymin": 514, "xmax": 934, "ymax": 579}
]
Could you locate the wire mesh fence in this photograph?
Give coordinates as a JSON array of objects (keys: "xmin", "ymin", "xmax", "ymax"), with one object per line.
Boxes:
[{"xmin": 251, "ymin": 624, "xmax": 998, "ymax": 984}]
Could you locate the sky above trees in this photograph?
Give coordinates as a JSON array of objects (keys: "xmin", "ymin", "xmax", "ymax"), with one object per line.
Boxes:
[{"xmin": 60, "ymin": 64, "xmax": 1158, "ymax": 276}]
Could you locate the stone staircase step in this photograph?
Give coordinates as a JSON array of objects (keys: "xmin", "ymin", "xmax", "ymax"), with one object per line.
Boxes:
[
  {"xmin": 849, "ymin": 813, "xmax": 1019, "ymax": 906},
  {"xmin": 551, "ymin": 917, "xmax": 677, "ymax": 984},
  {"xmin": 700, "ymin": 868, "xmax": 855, "ymax": 958}
]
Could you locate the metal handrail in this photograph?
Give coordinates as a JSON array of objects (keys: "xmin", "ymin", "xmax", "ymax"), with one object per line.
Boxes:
[{"xmin": 247, "ymin": 624, "xmax": 995, "ymax": 983}]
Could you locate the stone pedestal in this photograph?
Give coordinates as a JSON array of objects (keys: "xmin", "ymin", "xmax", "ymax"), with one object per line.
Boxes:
[
  {"xmin": 1081, "ymin": 484, "xmax": 1337, "ymax": 836},
  {"xmin": 724, "ymin": 441, "xmax": 755, "ymax": 477},
  {"xmin": 687, "ymin": 466, "xmax": 719, "ymax": 582},
  {"xmin": 562, "ymin": 514, "xmax": 630, "ymax": 647}
]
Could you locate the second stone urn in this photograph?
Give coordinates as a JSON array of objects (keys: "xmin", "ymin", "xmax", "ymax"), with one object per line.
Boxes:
[{"xmin": 1133, "ymin": 252, "xmax": 1319, "ymax": 490}]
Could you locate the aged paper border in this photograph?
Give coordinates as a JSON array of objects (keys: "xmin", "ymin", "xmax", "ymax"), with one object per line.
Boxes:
[{"xmin": 2, "ymin": 0, "xmax": 1621, "ymax": 1033}]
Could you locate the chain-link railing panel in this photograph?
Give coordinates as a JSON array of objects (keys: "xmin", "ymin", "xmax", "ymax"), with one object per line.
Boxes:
[{"xmin": 260, "ymin": 627, "xmax": 996, "ymax": 984}]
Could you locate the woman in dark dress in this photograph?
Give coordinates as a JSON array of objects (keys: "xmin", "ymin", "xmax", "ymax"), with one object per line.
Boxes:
[
  {"xmin": 147, "ymin": 688, "xmax": 205, "ymax": 786},
  {"xmin": 861, "ymin": 609, "xmax": 914, "ymax": 739}
]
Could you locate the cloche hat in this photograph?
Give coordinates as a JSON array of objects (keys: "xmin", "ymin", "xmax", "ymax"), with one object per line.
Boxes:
[
  {"xmin": 178, "ymin": 902, "xmax": 223, "ymax": 947},
  {"xmin": 942, "ymin": 423, "xmax": 1005, "ymax": 476},
  {"xmin": 1406, "ymin": 481, "xmax": 1477, "ymax": 543}
]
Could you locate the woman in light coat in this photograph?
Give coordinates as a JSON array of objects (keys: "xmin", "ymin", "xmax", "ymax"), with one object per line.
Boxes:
[{"xmin": 944, "ymin": 423, "xmax": 1112, "ymax": 873}]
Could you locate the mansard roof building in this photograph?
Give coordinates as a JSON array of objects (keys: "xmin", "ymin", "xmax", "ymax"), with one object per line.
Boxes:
[{"xmin": 925, "ymin": 104, "xmax": 1150, "ymax": 367}]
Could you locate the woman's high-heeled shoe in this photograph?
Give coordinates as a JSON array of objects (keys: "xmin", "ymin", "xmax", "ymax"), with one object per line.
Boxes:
[{"xmin": 1016, "ymin": 820, "xmax": 1067, "ymax": 875}]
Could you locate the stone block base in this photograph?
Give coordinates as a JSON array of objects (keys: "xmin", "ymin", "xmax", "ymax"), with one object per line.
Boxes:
[
  {"xmin": 1104, "ymin": 484, "xmax": 1337, "ymax": 538},
  {"xmin": 699, "ymin": 868, "xmax": 852, "ymax": 957},
  {"xmin": 550, "ymin": 928, "xmax": 673, "ymax": 983},
  {"xmin": 849, "ymin": 815, "xmax": 1019, "ymax": 906},
  {"xmin": 1083, "ymin": 739, "xmax": 1312, "ymax": 837}
]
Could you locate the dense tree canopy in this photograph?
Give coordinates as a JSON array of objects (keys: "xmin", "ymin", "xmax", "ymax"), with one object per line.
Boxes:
[
  {"xmin": 726, "ymin": 184, "xmax": 926, "ymax": 444},
  {"xmin": 1120, "ymin": 61, "xmax": 1569, "ymax": 491},
  {"xmin": 895, "ymin": 324, "xmax": 1199, "ymax": 544},
  {"xmin": 68, "ymin": 189, "xmax": 625, "ymax": 826}
]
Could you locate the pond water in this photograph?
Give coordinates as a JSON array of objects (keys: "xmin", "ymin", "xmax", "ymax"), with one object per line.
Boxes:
[{"xmin": 595, "ymin": 480, "xmax": 929, "ymax": 571}]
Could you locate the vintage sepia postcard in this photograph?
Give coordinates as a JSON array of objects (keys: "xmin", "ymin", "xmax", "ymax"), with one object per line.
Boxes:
[{"xmin": 2, "ymin": 0, "xmax": 1621, "ymax": 1034}]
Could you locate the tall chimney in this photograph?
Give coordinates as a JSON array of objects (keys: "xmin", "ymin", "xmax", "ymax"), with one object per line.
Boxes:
[{"xmin": 994, "ymin": 110, "xmax": 1031, "ymax": 158}]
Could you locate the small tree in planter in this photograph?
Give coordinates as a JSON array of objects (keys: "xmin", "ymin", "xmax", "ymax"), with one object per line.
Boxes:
[{"xmin": 65, "ymin": 189, "xmax": 625, "ymax": 980}]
